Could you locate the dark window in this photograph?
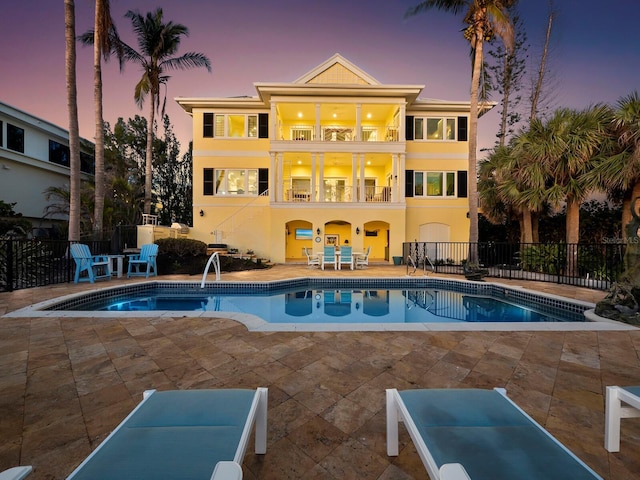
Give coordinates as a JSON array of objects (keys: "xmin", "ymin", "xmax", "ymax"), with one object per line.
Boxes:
[
  {"xmin": 7, "ymin": 123, "xmax": 24, "ymax": 153},
  {"xmin": 457, "ymin": 116, "xmax": 468, "ymax": 142},
  {"xmin": 258, "ymin": 113, "xmax": 269, "ymax": 138},
  {"xmin": 405, "ymin": 169, "xmax": 414, "ymax": 197},
  {"xmin": 258, "ymin": 168, "xmax": 269, "ymax": 195},
  {"xmin": 203, "ymin": 113, "xmax": 214, "ymax": 138},
  {"xmin": 405, "ymin": 116, "xmax": 414, "ymax": 141},
  {"xmin": 49, "ymin": 140, "xmax": 70, "ymax": 167},
  {"xmin": 80, "ymin": 151, "xmax": 95, "ymax": 174},
  {"xmin": 457, "ymin": 171, "xmax": 468, "ymax": 198},
  {"xmin": 203, "ymin": 168, "xmax": 214, "ymax": 195},
  {"xmin": 0, "ymin": 120, "xmax": 3, "ymax": 147}
]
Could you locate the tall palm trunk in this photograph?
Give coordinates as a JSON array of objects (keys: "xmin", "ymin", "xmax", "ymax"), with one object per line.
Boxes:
[
  {"xmin": 93, "ymin": 0, "xmax": 105, "ymax": 239},
  {"xmin": 565, "ymin": 196, "xmax": 580, "ymax": 277},
  {"xmin": 144, "ymin": 95, "xmax": 155, "ymax": 215},
  {"xmin": 467, "ymin": 26, "xmax": 484, "ymax": 265},
  {"xmin": 65, "ymin": 0, "xmax": 81, "ymax": 242}
]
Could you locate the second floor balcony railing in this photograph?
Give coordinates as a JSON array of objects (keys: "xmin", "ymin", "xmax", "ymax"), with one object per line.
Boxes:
[
  {"xmin": 283, "ymin": 185, "xmax": 392, "ymax": 203},
  {"xmin": 282, "ymin": 125, "xmax": 400, "ymax": 142}
]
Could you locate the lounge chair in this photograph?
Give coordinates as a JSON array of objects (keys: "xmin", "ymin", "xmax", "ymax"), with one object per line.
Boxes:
[
  {"xmin": 321, "ymin": 246, "xmax": 337, "ymax": 270},
  {"xmin": 304, "ymin": 247, "xmax": 320, "ymax": 268},
  {"xmin": 127, "ymin": 243, "xmax": 158, "ymax": 278},
  {"xmin": 66, "ymin": 388, "xmax": 268, "ymax": 480},
  {"xmin": 338, "ymin": 246, "xmax": 354, "ymax": 270},
  {"xmin": 0, "ymin": 467, "xmax": 32, "ymax": 480},
  {"xmin": 355, "ymin": 246, "xmax": 371, "ymax": 269},
  {"xmin": 70, "ymin": 243, "xmax": 111, "ymax": 284},
  {"xmin": 605, "ymin": 385, "xmax": 640, "ymax": 452},
  {"xmin": 386, "ymin": 388, "xmax": 602, "ymax": 480}
]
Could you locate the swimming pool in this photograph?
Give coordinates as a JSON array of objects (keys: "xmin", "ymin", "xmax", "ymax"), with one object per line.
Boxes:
[{"xmin": 6, "ymin": 277, "xmax": 618, "ymax": 332}]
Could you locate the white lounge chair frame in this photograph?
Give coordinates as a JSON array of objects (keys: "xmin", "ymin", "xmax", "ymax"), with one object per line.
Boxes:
[
  {"xmin": 304, "ymin": 247, "xmax": 320, "ymax": 268},
  {"xmin": 355, "ymin": 246, "xmax": 371, "ymax": 269},
  {"xmin": 67, "ymin": 387, "xmax": 267, "ymax": 480},
  {"xmin": 386, "ymin": 387, "xmax": 602, "ymax": 480},
  {"xmin": 0, "ymin": 467, "xmax": 32, "ymax": 480},
  {"xmin": 605, "ymin": 385, "xmax": 640, "ymax": 452}
]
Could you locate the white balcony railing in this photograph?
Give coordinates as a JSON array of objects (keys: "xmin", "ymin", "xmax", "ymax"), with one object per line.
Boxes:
[{"xmin": 282, "ymin": 185, "xmax": 392, "ymax": 203}]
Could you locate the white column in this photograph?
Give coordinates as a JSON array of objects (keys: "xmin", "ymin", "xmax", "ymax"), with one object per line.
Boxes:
[
  {"xmin": 270, "ymin": 102, "xmax": 277, "ymax": 140},
  {"xmin": 359, "ymin": 153, "xmax": 365, "ymax": 202},
  {"xmin": 277, "ymin": 152, "xmax": 284, "ymax": 202},
  {"xmin": 318, "ymin": 153, "xmax": 325, "ymax": 202},
  {"xmin": 392, "ymin": 154, "xmax": 398, "ymax": 202},
  {"xmin": 269, "ymin": 152, "xmax": 276, "ymax": 202},
  {"xmin": 355, "ymin": 104, "xmax": 361, "ymax": 141},
  {"xmin": 311, "ymin": 153, "xmax": 317, "ymax": 202},
  {"xmin": 315, "ymin": 104, "xmax": 321, "ymax": 141},
  {"xmin": 399, "ymin": 103, "xmax": 406, "ymax": 141},
  {"xmin": 351, "ymin": 153, "xmax": 357, "ymax": 202}
]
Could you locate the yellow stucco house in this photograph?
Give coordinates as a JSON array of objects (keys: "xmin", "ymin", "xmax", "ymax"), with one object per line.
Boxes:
[{"xmin": 176, "ymin": 54, "xmax": 485, "ymax": 264}]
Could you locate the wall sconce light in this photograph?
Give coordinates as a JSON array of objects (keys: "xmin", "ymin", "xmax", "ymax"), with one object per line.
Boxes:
[
  {"xmin": 356, "ymin": 227, "xmax": 360, "ymax": 235},
  {"xmin": 199, "ymin": 209, "xmax": 204, "ymax": 217},
  {"xmin": 316, "ymin": 228, "xmax": 321, "ymax": 235},
  {"xmin": 466, "ymin": 212, "xmax": 470, "ymax": 218}
]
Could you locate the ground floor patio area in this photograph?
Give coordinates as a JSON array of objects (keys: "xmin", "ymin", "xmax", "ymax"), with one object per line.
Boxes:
[{"xmin": 1, "ymin": 265, "xmax": 639, "ymax": 479}]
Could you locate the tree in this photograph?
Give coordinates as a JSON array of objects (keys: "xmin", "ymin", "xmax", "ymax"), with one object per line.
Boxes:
[
  {"xmin": 65, "ymin": 0, "xmax": 81, "ymax": 242},
  {"xmin": 78, "ymin": 0, "xmax": 123, "ymax": 240},
  {"xmin": 514, "ymin": 106, "xmax": 613, "ymax": 275},
  {"xmin": 120, "ymin": 8, "xmax": 211, "ymax": 215},
  {"xmin": 406, "ymin": 0, "xmax": 515, "ymax": 264}
]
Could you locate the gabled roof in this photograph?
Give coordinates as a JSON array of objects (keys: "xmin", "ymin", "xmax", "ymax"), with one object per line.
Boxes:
[{"xmin": 293, "ymin": 53, "xmax": 380, "ymax": 85}]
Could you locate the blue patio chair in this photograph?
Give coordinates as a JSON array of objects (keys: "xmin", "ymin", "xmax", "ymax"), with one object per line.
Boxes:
[
  {"xmin": 66, "ymin": 388, "xmax": 268, "ymax": 480},
  {"xmin": 338, "ymin": 246, "xmax": 354, "ymax": 270},
  {"xmin": 70, "ymin": 243, "xmax": 111, "ymax": 284},
  {"xmin": 127, "ymin": 243, "xmax": 158, "ymax": 278},
  {"xmin": 321, "ymin": 246, "xmax": 337, "ymax": 270},
  {"xmin": 387, "ymin": 388, "xmax": 602, "ymax": 480}
]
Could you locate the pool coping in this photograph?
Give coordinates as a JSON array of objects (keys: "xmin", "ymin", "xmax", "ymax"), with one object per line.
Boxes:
[{"xmin": 3, "ymin": 277, "xmax": 636, "ymax": 332}]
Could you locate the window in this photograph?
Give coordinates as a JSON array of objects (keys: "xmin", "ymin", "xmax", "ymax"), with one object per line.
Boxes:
[
  {"xmin": 0, "ymin": 120, "xmax": 3, "ymax": 147},
  {"xmin": 49, "ymin": 140, "xmax": 70, "ymax": 167},
  {"xmin": 413, "ymin": 171, "xmax": 456, "ymax": 197},
  {"xmin": 7, "ymin": 123, "xmax": 24, "ymax": 153},
  {"xmin": 203, "ymin": 113, "xmax": 214, "ymax": 137},
  {"xmin": 80, "ymin": 152, "xmax": 95, "ymax": 175},
  {"xmin": 411, "ymin": 117, "xmax": 456, "ymax": 141},
  {"xmin": 214, "ymin": 169, "xmax": 259, "ymax": 195}
]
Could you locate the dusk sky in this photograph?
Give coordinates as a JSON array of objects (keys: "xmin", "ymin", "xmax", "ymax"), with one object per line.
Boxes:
[{"xmin": 2, "ymin": 0, "xmax": 639, "ymax": 155}]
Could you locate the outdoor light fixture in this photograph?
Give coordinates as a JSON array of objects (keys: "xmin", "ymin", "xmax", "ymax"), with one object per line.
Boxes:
[
  {"xmin": 356, "ymin": 227, "xmax": 360, "ymax": 235},
  {"xmin": 317, "ymin": 228, "xmax": 321, "ymax": 235},
  {"xmin": 199, "ymin": 210, "xmax": 204, "ymax": 217}
]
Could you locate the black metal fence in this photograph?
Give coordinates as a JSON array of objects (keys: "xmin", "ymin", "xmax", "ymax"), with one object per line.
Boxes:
[
  {"xmin": 403, "ymin": 242, "xmax": 626, "ymax": 290},
  {"xmin": 0, "ymin": 225, "xmax": 137, "ymax": 292}
]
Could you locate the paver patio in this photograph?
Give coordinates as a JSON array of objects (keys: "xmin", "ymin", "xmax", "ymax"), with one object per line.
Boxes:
[{"xmin": 1, "ymin": 264, "xmax": 639, "ymax": 479}]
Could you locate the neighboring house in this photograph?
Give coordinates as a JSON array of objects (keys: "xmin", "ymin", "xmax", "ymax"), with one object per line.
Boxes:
[
  {"xmin": 0, "ymin": 101, "xmax": 94, "ymax": 235},
  {"xmin": 176, "ymin": 54, "xmax": 492, "ymax": 263}
]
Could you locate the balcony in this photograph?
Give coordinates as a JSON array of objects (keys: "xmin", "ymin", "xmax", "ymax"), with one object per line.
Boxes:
[
  {"xmin": 282, "ymin": 125, "xmax": 400, "ymax": 142},
  {"xmin": 283, "ymin": 185, "xmax": 392, "ymax": 204}
]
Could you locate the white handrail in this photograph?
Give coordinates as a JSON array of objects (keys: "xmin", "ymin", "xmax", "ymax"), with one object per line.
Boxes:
[
  {"xmin": 201, "ymin": 251, "xmax": 221, "ymax": 287},
  {"xmin": 406, "ymin": 255, "xmax": 417, "ymax": 275}
]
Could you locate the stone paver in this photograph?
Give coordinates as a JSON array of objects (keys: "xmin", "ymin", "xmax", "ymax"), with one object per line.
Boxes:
[{"xmin": 1, "ymin": 265, "xmax": 639, "ymax": 479}]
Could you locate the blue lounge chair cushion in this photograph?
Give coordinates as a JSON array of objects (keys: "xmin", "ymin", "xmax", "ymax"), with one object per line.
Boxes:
[
  {"xmin": 69, "ymin": 390, "xmax": 256, "ymax": 480},
  {"xmin": 399, "ymin": 389, "xmax": 600, "ymax": 480}
]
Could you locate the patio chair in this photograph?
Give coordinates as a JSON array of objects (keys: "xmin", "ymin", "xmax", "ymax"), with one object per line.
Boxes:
[
  {"xmin": 355, "ymin": 246, "xmax": 371, "ymax": 269},
  {"xmin": 338, "ymin": 246, "xmax": 354, "ymax": 270},
  {"xmin": 605, "ymin": 385, "xmax": 640, "ymax": 452},
  {"xmin": 0, "ymin": 467, "xmax": 32, "ymax": 480},
  {"xmin": 66, "ymin": 387, "xmax": 268, "ymax": 480},
  {"xmin": 321, "ymin": 246, "xmax": 337, "ymax": 270},
  {"xmin": 304, "ymin": 247, "xmax": 320, "ymax": 268},
  {"xmin": 386, "ymin": 387, "xmax": 602, "ymax": 480},
  {"xmin": 70, "ymin": 243, "xmax": 111, "ymax": 284},
  {"xmin": 127, "ymin": 243, "xmax": 158, "ymax": 278}
]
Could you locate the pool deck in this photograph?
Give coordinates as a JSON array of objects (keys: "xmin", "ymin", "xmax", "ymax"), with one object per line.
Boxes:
[{"xmin": 1, "ymin": 264, "xmax": 639, "ymax": 479}]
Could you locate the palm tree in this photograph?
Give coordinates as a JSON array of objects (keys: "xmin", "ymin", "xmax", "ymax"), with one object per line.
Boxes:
[
  {"xmin": 64, "ymin": 0, "xmax": 81, "ymax": 242},
  {"xmin": 516, "ymin": 106, "xmax": 613, "ymax": 276},
  {"xmin": 406, "ymin": 0, "xmax": 515, "ymax": 264},
  {"xmin": 120, "ymin": 8, "xmax": 211, "ymax": 215}
]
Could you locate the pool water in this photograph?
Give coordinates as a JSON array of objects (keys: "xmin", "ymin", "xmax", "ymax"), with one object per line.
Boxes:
[{"xmin": 74, "ymin": 286, "xmax": 586, "ymax": 324}]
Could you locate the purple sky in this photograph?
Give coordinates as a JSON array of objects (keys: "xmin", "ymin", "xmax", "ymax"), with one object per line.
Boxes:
[{"xmin": 2, "ymin": 0, "xmax": 639, "ymax": 154}]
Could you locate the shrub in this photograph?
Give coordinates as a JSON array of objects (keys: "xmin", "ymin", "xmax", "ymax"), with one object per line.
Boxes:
[{"xmin": 155, "ymin": 238, "xmax": 207, "ymax": 275}]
